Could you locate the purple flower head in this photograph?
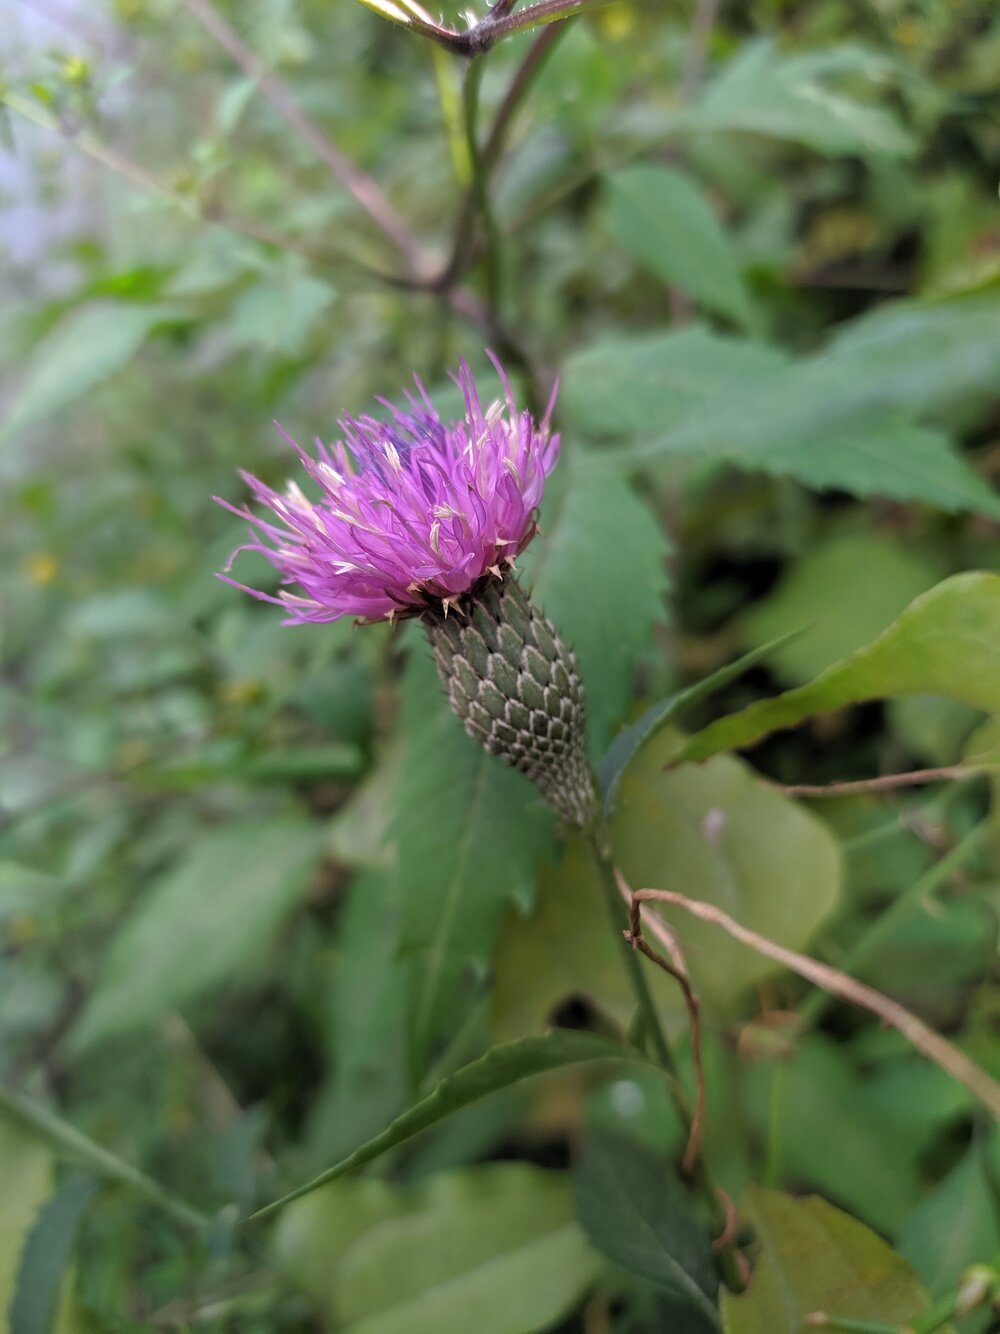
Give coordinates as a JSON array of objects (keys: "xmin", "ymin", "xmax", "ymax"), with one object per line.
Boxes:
[{"xmin": 216, "ymin": 355, "xmax": 560, "ymax": 624}]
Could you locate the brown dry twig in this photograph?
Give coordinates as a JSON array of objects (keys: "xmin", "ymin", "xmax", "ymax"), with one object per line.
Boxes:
[
  {"xmin": 776, "ymin": 764, "xmax": 990, "ymax": 798},
  {"xmin": 179, "ymin": 0, "xmax": 423, "ymax": 271},
  {"xmin": 621, "ymin": 879, "xmax": 1000, "ymax": 1120}
]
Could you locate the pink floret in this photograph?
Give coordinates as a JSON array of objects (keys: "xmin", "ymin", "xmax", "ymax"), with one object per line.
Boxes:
[{"xmin": 215, "ymin": 355, "xmax": 560, "ymax": 624}]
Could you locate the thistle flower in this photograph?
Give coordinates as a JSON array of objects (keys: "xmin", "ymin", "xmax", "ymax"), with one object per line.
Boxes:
[
  {"xmin": 217, "ymin": 356, "xmax": 557, "ymax": 625},
  {"xmin": 217, "ymin": 356, "xmax": 596, "ymax": 825}
]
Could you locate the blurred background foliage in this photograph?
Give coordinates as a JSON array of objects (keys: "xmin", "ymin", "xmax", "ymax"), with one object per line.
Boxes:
[{"xmin": 2, "ymin": 0, "xmax": 1000, "ymax": 1329}]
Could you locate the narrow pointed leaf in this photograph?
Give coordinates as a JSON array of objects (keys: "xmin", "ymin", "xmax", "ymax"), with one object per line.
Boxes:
[
  {"xmin": 250, "ymin": 1031, "xmax": 648, "ymax": 1222},
  {"xmin": 10, "ymin": 1174, "xmax": 97, "ymax": 1334},
  {"xmin": 721, "ymin": 1189, "xmax": 927, "ymax": 1333},
  {"xmin": 675, "ymin": 573, "xmax": 1000, "ymax": 764}
]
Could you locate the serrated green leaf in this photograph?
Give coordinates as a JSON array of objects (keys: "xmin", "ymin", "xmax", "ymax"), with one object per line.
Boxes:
[
  {"xmin": 825, "ymin": 289, "xmax": 1000, "ymax": 419},
  {"xmin": 72, "ymin": 818, "xmax": 325, "ymax": 1049},
  {"xmin": 0, "ymin": 1124, "xmax": 78, "ymax": 1334},
  {"xmin": 606, "ymin": 164, "xmax": 756, "ymax": 329},
  {"xmin": 10, "ymin": 1174, "xmax": 96, "ymax": 1334},
  {"xmin": 1, "ymin": 303, "xmax": 174, "ymax": 446},
  {"xmin": 758, "ymin": 414, "xmax": 1000, "ymax": 516},
  {"xmin": 525, "ymin": 456, "xmax": 668, "ymax": 756},
  {"xmin": 676, "ymin": 572, "xmax": 1000, "ymax": 764},
  {"xmin": 720, "ymin": 1189, "xmax": 927, "ymax": 1333},
  {"xmin": 252, "ymin": 1030, "xmax": 647, "ymax": 1221},
  {"xmin": 686, "ymin": 40, "xmax": 917, "ymax": 157},
  {"xmin": 1, "ymin": 1123, "xmax": 53, "ymax": 1324},
  {"xmin": 563, "ymin": 301, "xmax": 1000, "ymax": 518},
  {"xmin": 275, "ymin": 1164, "xmax": 601, "ymax": 1334},
  {"xmin": 563, "ymin": 326, "xmax": 782, "ymax": 442},
  {"xmin": 395, "ymin": 647, "xmax": 555, "ymax": 1071},
  {"xmin": 898, "ymin": 1137, "xmax": 1000, "ymax": 1298},
  {"xmin": 574, "ymin": 1130, "xmax": 719, "ymax": 1325}
]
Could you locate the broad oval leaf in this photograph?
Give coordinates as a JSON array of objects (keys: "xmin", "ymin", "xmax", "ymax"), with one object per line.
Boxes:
[
  {"xmin": 252, "ymin": 1030, "xmax": 647, "ymax": 1222},
  {"xmin": 274, "ymin": 1164, "xmax": 601, "ymax": 1334},
  {"xmin": 494, "ymin": 743, "xmax": 841, "ymax": 1026},
  {"xmin": 721, "ymin": 1189, "xmax": 928, "ymax": 1333},
  {"xmin": 492, "ymin": 836, "xmax": 657, "ymax": 1040},
  {"xmin": 613, "ymin": 739, "xmax": 842, "ymax": 1011}
]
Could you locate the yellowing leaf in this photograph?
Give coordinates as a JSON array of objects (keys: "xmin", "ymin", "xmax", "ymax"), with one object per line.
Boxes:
[{"xmin": 721, "ymin": 1189, "xmax": 927, "ymax": 1332}]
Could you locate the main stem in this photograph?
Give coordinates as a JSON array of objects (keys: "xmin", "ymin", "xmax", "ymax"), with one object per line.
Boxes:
[
  {"xmin": 586, "ymin": 827, "xmax": 677, "ymax": 1075},
  {"xmin": 462, "ymin": 58, "xmax": 503, "ymax": 314},
  {"xmin": 586, "ymin": 828, "xmax": 747, "ymax": 1294}
]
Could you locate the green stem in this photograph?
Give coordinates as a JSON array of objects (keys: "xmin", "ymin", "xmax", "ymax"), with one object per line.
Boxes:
[
  {"xmin": 586, "ymin": 829, "xmax": 747, "ymax": 1296},
  {"xmin": 840, "ymin": 782, "xmax": 966, "ymax": 857},
  {"xmin": 764, "ymin": 1062, "xmax": 786, "ymax": 1188},
  {"xmin": 799, "ymin": 821, "xmax": 987, "ymax": 1028},
  {"xmin": 462, "ymin": 58, "xmax": 502, "ymax": 314},
  {"xmin": 432, "ymin": 44, "xmax": 470, "ymax": 187},
  {"xmin": 441, "ymin": 22, "xmax": 569, "ymax": 294},
  {"xmin": 0, "ymin": 1082, "xmax": 209, "ymax": 1234},
  {"xmin": 909, "ymin": 1298, "xmax": 964, "ymax": 1334},
  {"xmin": 586, "ymin": 829, "xmax": 677, "ymax": 1076}
]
